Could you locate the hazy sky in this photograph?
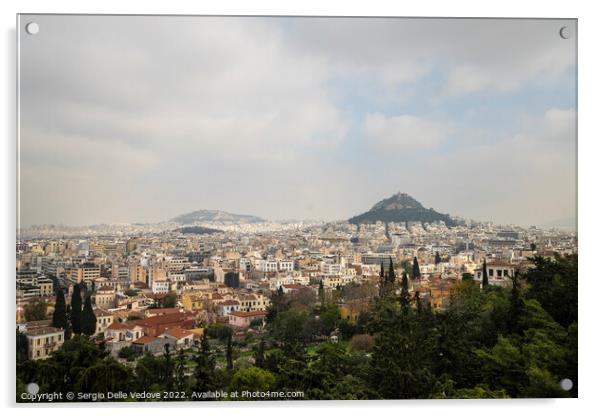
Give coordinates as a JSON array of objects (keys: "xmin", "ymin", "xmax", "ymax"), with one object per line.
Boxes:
[{"xmin": 19, "ymin": 15, "xmax": 577, "ymax": 227}]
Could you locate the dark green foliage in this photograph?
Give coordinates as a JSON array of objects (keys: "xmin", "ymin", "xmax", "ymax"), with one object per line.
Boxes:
[
  {"xmin": 226, "ymin": 331, "xmax": 234, "ymax": 371},
  {"xmin": 162, "ymin": 292, "xmax": 177, "ymax": 308},
  {"xmin": 193, "ymin": 334, "xmax": 219, "ymax": 396},
  {"xmin": 348, "ymin": 193, "xmax": 455, "ymax": 226},
  {"xmin": 482, "ymin": 259, "xmax": 489, "ymax": 287},
  {"xmin": 229, "ymin": 367, "xmax": 276, "ymax": 397},
  {"xmin": 318, "ymin": 280, "xmax": 325, "ymax": 305},
  {"xmin": 462, "ymin": 272, "xmax": 473, "ymax": 281},
  {"xmin": 412, "ymin": 257, "xmax": 421, "ymax": 279},
  {"xmin": 435, "ymin": 251, "xmax": 441, "ymax": 265},
  {"xmin": 16, "ymin": 329, "xmax": 28, "ymax": 363},
  {"xmin": 254, "ymin": 339, "xmax": 266, "ymax": 368},
  {"xmin": 163, "ymin": 344, "xmax": 174, "ymax": 392},
  {"xmin": 15, "ymin": 254, "xmax": 577, "ymax": 401},
  {"xmin": 124, "ymin": 288, "xmax": 139, "ymax": 297},
  {"xmin": 118, "ymin": 346, "xmax": 139, "ymax": 361},
  {"xmin": 175, "ymin": 348, "xmax": 188, "ymax": 393},
  {"xmin": 524, "ymin": 254, "xmax": 577, "ymax": 327},
  {"xmin": 399, "ymin": 272, "xmax": 411, "ymax": 313},
  {"xmin": 205, "ymin": 323, "xmax": 232, "ymax": 341},
  {"xmin": 24, "ymin": 300, "xmax": 47, "ymax": 322},
  {"xmin": 52, "ymin": 289, "xmax": 68, "ymax": 330},
  {"xmin": 71, "ymin": 284, "xmax": 83, "ymax": 334},
  {"xmin": 81, "ymin": 295, "xmax": 97, "ymax": 336},
  {"xmin": 178, "ymin": 226, "xmax": 221, "ymax": 235}
]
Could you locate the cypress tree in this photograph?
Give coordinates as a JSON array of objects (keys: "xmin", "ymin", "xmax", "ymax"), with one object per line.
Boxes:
[
  {"xmin": 175, "ymin": 347, "xmax": 187, "ymax": 392},
  {"xmin": 388, "ymin": 257, "xmax": 396, "ymax": 284},
  {"xmin": 163, "ymin": 343, "xmax": 174, "ymax": 392},
  {"xmin": 81, "ymin": 294, "xmax": 97, "ymax": 336},
  {"xmin": 51, "ymin": 289, "xmax": 68, "ymax": 330},
  {"xmin": 254, "ymin": 339, "xmax": 265, "ymax": 368},
  {"xmin": 379, "ymin": 261, "xmax": 386, "ymax": 297},
  {"xmin": 318, "ymin": 280, "xmax": 325, "ymax": 305},
  {"xmin": 435, "ymin": 252, "xmax": 441, "ymax": 265},
  {"xmin": 412, "ymin": 257, "xmax": 421, "ymax": 280},
  {"xmin": 482, "ymin": 259, "xmax": 489, "ymax": 287},
  {"xmin": 193, "ymin": 333, "xmax": 217, "ymax": 396},
  {"xmin": 414, "ymin": 291, "xmax": 422, "ymax": 313},
  {"xmin": 226, "ymin": 331, "xmax": 233, "ymax": 371},
  {"xmin": 71, "ymin": 283, "xmax": 83, "ymax": 334},
  {"xmin": 399, "ymin": 272, "xmax": 411, "ymax": 313},
  {"xmin": 65, "ymin": 305, "xmax": 73, "ymax": 339}
]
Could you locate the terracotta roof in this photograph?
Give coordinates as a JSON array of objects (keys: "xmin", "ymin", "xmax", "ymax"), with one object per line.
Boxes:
[
  {"xmin": 162, "ymin": 328, "xmax": 194, "ymax": 339},
  {"xmin": 27, "ymin": 326, "xmax": 64, "ymax": 336},
  {"xmin": 136, "ymin": 312, "xmax": 195, "ymax": 327},
  {"xmin": 107, "ymin": 322, "xmax": 135, "ymax": 330},
  {"xmin": 220, "ymin": 300, "xmax": 240, "ymax": 306},
  {"xmin": 132, "ymin": 335, "xmax": 159, "ymax": 345},
  {"xmin": 229, "ymin": 310, "xmax": 266, "ymax": 318},
  {"xmin": 145, "ymin": 307, "xmax": 181, "ymax": 316}
]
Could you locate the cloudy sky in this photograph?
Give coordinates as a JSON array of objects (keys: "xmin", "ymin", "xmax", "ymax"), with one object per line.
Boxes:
[{"xmin": 19, "ymin": 15, "xmax": 576, "ymax": 227}]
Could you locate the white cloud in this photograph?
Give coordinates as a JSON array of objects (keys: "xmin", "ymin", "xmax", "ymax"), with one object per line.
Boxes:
[
  {"xmin": 363, "ymin": 113, "xmax": 453, "ymax": 150},
  {"xmin": 18, "ymin": 16, "xmax": 576, "ymax": 226}
]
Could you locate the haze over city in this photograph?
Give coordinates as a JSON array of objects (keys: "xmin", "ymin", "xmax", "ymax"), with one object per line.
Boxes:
[{"xmin": 19, "ymin": 16, "xmax": 576, "ymax": 228}]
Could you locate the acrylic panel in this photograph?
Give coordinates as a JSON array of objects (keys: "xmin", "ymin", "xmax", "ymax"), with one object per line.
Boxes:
[{"xmin": 16, "ymin": 14, "xmax": 577, "ymax": 403}]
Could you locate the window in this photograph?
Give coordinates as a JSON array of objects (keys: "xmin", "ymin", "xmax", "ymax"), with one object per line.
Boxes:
[{"xmin": 488, "ymin": 269, "xmax": 493, "ymax": 277}]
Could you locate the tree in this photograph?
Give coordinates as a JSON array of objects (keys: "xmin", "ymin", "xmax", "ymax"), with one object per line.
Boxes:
[
  {"xmin": 524, "ymin": 254, "xmax": 577, "ymax": 327},
  {"xmin": 318, "ymin": 280, "xmax": 325, "ymax": 305},
  {"xmin": 378, "ymin": 261, "xmax": 387, "ymax": 298},
  {"xmin": 71, "ymin": 283, "xmax": 83, "ymax": 334},
  {"xmin": 163, "ymin": 292, "xmax": 177, "ymax": 308},
  {"xmin": 81, "ymin": 295, "xmax": 97, "ymax": 336},
  {"xmin": 226, "ymin": 331, "xmax": 234, "ymax": 371},
  {"xmin": 412, "ymin": 257, "xmax": 421, "ymax": 280},
  {"xmin": 24, "ymin": 300, "xmax": 47, "ymax": 321},
  {"xmin": 118, "ymin": 346, "xmax": 138, "ymax": 361},
  {"xmin": 193, "ymin": 334, "xmax": 218, "ymax": 396},
  {"xmin": 270, "ymin": 308, "xmax": 308, "ymax": 345},
  {"xmin": 175, "ymin": 348, "xmax": 188, "ymax": 393},
  {"xmin": 398, "ymin": 271, "xmax": 411, "ymax": 314},
  {"xmin": 435, "ymin": 252, "xmax": 441, "ymax": 265},
  {"xmin": 52, "ymin": 289, "xmax": 68, "ymax": 330},
  {"xmin": 16, "ymin": 328, "xmax": 28, "ymax": 363},
  {"xmin": 254, "ymin": 339, "xmax": 266, "ymax": 368},
  {"xmin": 163, "ymin": 344, "xmax": 174, "ymax": 392},
  {"xmin": 388, "ymin": 257, "xmax": 396, "ymax": 285},
  {"xmin": 482, "ymin": 259, "xmax": 489, "ymax": 287},
  {"xmin": 229, "ymin": 367, "xmax": 276, "ymax": 398}
]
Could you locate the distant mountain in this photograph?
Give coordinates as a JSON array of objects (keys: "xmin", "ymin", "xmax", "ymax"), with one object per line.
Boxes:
[
  {"xmin": 170, "ymin": 209, "xmax": 265, "ymax": 225},
  {"xmin": 349, "ymin": 193, "xmax": 456, "ymax": 226}
]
